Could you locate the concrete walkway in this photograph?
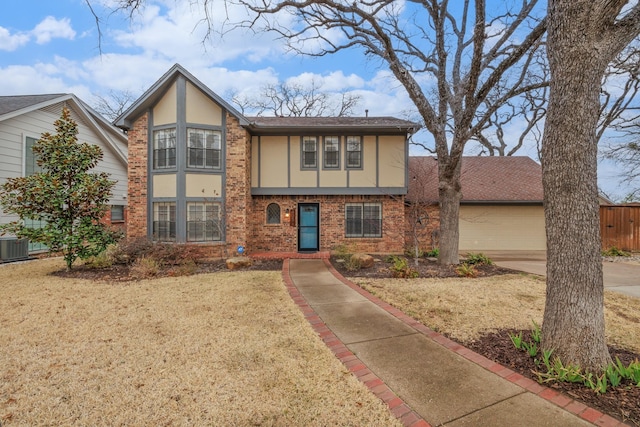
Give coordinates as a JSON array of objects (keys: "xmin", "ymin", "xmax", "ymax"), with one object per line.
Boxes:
[{"xmin": 284, "ymin": 259, "xmax": 625, "ymax": 427}]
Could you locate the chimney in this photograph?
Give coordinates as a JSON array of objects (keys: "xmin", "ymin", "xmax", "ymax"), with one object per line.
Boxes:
[{"xmin": 365, "ymin": 109, "xmax": 369, "ymax": 117}]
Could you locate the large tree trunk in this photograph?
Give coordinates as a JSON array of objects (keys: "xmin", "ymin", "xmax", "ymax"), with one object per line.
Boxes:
[
  {"xmin": 437, "ymin": 159, "xmax": 462, "ymax": 265},
  {"xmin": 541, "ymin": 0, "xmax": 611, "ymax": 372}
]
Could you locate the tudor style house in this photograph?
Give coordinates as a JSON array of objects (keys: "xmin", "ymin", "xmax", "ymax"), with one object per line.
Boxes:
[{"xmin": 116, "ymin": 64, "xmax": 418, "ymax": 255}]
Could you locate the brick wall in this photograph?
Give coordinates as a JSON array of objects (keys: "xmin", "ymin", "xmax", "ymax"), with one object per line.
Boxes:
[
  {"xmin": 250, "ymin": 194, "xmax": 406, "ymax": 254},
  {"xmin": 223, "ymin": 113, "xmax": 251, "ymax": 252},
  {"xmin": 126, "ymin": 113, "xmax": 149, "ymax": 239},
  {"xmin": 101, "ymin": 206, "xmax": 128, "ymax": 235}
]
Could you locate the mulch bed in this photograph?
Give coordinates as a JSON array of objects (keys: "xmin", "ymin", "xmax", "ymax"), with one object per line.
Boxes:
[
  {"xmin": 52, "ymin": 258, "xmax": 284, "ymax": 282},
  {"xmin": 464, "ymin": 330, "xmax": 640, "ymax": 426},
  {"xmin": 330, "ymin": 255, "xmax": 517, "ymax": 278}
]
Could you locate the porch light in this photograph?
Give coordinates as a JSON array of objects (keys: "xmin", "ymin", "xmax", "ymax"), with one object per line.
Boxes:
[{"xmin": 285, "ymin": 208, "xmax": 290, "ymax": 218}]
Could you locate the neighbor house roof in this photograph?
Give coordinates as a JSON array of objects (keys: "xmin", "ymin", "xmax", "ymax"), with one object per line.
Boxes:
[
  {"xmin": 0, "ymin": 93, "xmax": 128, "ymax": 167},
  {"xmin": 246, "ymin": 116, "xmax": 420, "ymax": 135},
  {"xmin": 0, "ymin": 94, "xmax": 68, "ymax": 116},
  {"xmin": 407, "ymin": 156, "xmax": 543, "ymax": 204}
]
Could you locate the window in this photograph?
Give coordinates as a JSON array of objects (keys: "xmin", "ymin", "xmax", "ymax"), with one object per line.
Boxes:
[
  {"xmin": 153, "ymin": 129, "xmax": 176, "ymax": 169},
  {"xmin": 153, "ymin": 202, "xmax": 176, "ymax": 241},
  {"xmin": 187, "ymin": 202, "xmax": 222, "ymax": 242},
  {"xmin": 188, "ymin": 128, "xmax": 222, "ymax": 169},
  {"xmin": 25, "ymin": 137, "xmax": 42, "ymax": 175},
  {"xmin": 302, "ymin": 136, "xmax": 317, "ymax": 168},
  {"xmin": 25, "ymin": 137, "xmax": 47, "ymax": 252},
  {"xmin": 323, "ymin": 136, "xmax": 340, "ymax": 168},
  {"xmin": 345, "ymin": 203, "xmax": 382, "ymax": 238},
  {"xmin": 346, "ymin": 136, "xmax": 362, "ymax": 168},
  {"xmin": 266, "ymin": 203, "xmax": 280, "ymax": 224},
  {"xmin": 111, "ymin": 205, "xmax": 125, "ymax": 222}
]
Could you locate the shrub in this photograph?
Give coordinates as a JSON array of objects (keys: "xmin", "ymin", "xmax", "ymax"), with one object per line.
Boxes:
[
  {"xmin": 333, "ymin": 243, "xmax": 354, "ymax": 262},
  {"xmin": 130, "ymin": 256, "xmax": 161, "ymax": 280},
  {"xmin": 344, "ymin": 256, "xmax": 362, "ymax": 271},
  {"xmin": 425, "ymin": 248, "xmax": 439, "ymax": 257},
  {"xmin": 456, "ymin": 263, "xmax": 477, "ymax": 277},
  {"xmin": 111, "ymin": 237, "xmax": 154, "ymax": 265},
  {"xmin": 464, "ymin": 252, "xmax": 493, "ymax": 265},
  {"xmin": 388, "ymin": 255, "xmax": 419, "ymax": 278},
  {"xmin": 168, "ymin": 260, "xmax": 198, "ymax": 277},
  {"xmin": 109, "ymin": 238, "xmax": 201, "ymax": 267},
  {"xmin": 602, "ymin": 246, "xmax": 631, "ymax": 257},
  {"xmin": 147, "ymin": 243, "xmax": 201, "ymax": 266},
  {"xmin": 83, "ymin": 246, "xmax": 115, "ymax": 269},
  {"xmin": 404, "ymin": 247, "xmax": 425, "ymax": 258}
]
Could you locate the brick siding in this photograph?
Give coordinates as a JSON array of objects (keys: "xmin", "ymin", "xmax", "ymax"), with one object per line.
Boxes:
[
  {"xmin": 126, "ymin": 113, "xmax": 149, "ymax": 239},
  {"xmin": 250, "ymin": 195, "xmax": 406, "ymax": 254},
  {"xmin": 223, "ymin": 113, "xmax": 251, "ymax": 253}
]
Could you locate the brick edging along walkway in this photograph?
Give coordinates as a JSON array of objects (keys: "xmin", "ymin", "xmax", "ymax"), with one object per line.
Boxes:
[
  {"xmin": 282, "ymin": 258, "xmax": 631, "ymax": 427},
  {"xmin": 281, "ymin": 259, "xmax": 430, "ymax": 427}
]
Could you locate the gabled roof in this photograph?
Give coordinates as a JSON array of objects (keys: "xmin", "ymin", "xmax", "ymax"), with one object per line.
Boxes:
[
  {"xmin": 114, "ymin": 63, "xmax": 250, "ymax": 130},
  {"xmin": 0, "ymin": 93, "xmax": 128, "ymax": 167},
  {"xmin": 408, "ymin": 156, "xmax": 543, "ymax": 204},
  {"xmin": 247, "ymin": 116, "xmax": 420, "ymax": 135},
  {"xmin": 0, "ymin": 94, "xmax": 68, "ymax": 116}
]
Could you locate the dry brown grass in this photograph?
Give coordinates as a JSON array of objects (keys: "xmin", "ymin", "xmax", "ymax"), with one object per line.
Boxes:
[
  {"xmin": 0, "ymin": 259, "xmax": 401, "ymax": 426},
  {"xmin": 356, "ymin": 273, "xmax": 640, "ymax": 352}
]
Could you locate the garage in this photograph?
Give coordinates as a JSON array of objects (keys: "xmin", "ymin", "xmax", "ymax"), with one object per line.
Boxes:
[{"xmin": 459, "ymin": 204, "xmax": 546, "ymax": 251}]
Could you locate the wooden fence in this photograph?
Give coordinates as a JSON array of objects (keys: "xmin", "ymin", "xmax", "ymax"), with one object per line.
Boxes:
[{"xmin": 600, "ymin": 205, "xmax": 640, "ymax": 251}]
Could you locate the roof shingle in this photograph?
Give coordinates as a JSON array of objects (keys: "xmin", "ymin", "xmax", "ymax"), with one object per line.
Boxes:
[
  {"xmin": 0, "ymin": 94, "xmax": 68, "ymax": 116},
  {"xmin": 408, "ymin": 156, "xmax": 543, "ymax": 203}
]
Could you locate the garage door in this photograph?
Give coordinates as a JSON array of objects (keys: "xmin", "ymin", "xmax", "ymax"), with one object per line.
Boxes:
[{"xmin": 459, "ymin": 205, "xmax": 546, "ymax": 251}]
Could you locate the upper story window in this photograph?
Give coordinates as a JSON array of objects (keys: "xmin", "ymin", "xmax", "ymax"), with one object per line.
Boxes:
[
  {"xmin": 188, "ymin": 128, "xmax": 222, "ymax": 169},
  {"xmin": 323, "ymin": 136, "xmax": 340, "ymax": 169},
  {"xmin": 153, "ymin": 128, "xmax": 176, "ymax": 169},
  {"xmin": 346, "ymin": 136, "xmax": 362, "ymax": 169},
  {"xmin": 302, "ymin": 136, "xmax": 317, "ymax": 169}
]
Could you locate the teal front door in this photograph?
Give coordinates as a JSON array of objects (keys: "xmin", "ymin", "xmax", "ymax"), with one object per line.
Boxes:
[{"xmin": 298, "ymin": 203, "xmax": 319, "ymax": 251}]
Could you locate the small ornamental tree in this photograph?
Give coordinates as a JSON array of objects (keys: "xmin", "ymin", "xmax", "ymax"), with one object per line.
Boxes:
[{"xmin": 0, "ymin": 107, "xmax": 118, "ymax": 270}]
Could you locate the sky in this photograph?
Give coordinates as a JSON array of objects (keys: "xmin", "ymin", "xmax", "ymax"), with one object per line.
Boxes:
[{"xmin": 0, "ymin": 0, "xmax": 634, "ymax": 200}]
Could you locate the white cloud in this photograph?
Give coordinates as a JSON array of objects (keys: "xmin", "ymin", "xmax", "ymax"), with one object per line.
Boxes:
[
  {"xmin": 285, "ymin": 71, "xmax": 365, "ymax": 92},
  {"xmin": 110, "ymin": 1, "xmax": 286, "ymax": 65},
  {"xmin": 0, "ymin": 65, "xmax": 90, "ymax": 98},
  {"xmin": 32, "ymin": 16, "xmax": 76, "ymax": 44},
  {"xmin": 0, "ymin": 26, "xmax": 30, "ymax": 51}
]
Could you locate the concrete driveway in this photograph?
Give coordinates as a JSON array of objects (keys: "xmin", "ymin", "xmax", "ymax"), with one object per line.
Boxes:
[{"xmin": 480, "ymin": 251, "xmax": 640, "ymax": 298}]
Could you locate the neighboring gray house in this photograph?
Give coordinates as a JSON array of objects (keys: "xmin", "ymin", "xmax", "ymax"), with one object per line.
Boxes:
[{"xmin": 0, "ymin": 94, "xmax": 128, "ymax": 254}]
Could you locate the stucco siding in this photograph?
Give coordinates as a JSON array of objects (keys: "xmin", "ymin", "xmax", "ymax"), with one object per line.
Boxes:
[
  {"xmin": 378, "ymin": 135, "xmax": 406, "ymax": 188},
  {"xmin": 153, "ymin": 82, "xmax": 177, "ymax": 126},
  {"xmin": 348, "ymin": 136, "xmax": 377, "ymax": 187},
  {"xmin": 185, "ymin": 81, "xmax": 222, "ymax": 126}
]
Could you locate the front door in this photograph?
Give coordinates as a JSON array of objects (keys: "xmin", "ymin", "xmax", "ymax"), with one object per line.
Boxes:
[{"xmin": 298, "ymin": 203, "xmax": 319, "ymax": 251}]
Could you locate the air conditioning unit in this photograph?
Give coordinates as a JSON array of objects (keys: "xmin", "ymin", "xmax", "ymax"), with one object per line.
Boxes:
[{"xmin": 0, "ymin": 238, "xmax": 29, "ymax": 262}]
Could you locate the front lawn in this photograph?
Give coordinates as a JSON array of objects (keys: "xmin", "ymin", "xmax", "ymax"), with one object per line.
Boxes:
[{"xmin": 0, "ymin": 258, "xmax": 401, "ymax": 426}]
